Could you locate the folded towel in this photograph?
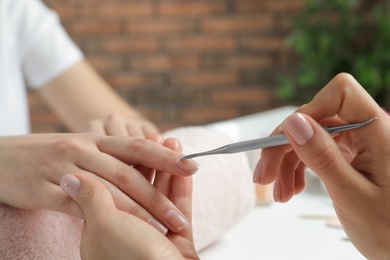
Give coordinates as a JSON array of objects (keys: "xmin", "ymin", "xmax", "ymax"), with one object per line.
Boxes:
[
  {"xmin": 0, "ymin": 126, "xmax": 255, "ymax": 258},
  {"xmin": 164, "ymin": 126, "xmax": 256, "ymax": 251},
  {"xmin": 0, "ymin": 205, "xmax": 82, "ymax": 259}
]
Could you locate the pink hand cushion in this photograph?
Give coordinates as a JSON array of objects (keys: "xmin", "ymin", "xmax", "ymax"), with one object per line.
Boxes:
[
  {"xmin": 163, "ymin": 126, "xmax": 256, "ymax": 251},
  {"xmin": 0, "ymin": 126, "xmax": 255, "ymax": 258},
  {"xmin": 0, "ymin": 206, "xmax": 82, "ymax": 258}
]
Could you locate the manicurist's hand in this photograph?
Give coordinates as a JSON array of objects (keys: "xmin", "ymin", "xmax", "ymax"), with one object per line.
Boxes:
[
  {"xmin": 0, "ymin": 133, "xmax": 199, "ymax": 234},
  {"xmin": 60, "ymin": 172, "xmax": 198, "ymax": 260},
  {"xmin": 254, "ymin": 73, "xmax": 390, "ymax": 259}
]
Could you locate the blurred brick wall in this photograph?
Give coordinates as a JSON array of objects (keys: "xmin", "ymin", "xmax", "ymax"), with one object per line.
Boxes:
[{"xmin": 30, "ymin": 0, "xmax": 304, "ymax": 133}]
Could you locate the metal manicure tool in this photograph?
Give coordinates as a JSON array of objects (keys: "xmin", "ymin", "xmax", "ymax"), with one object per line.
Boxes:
[{"xmin": 180, "ymin": 117, "xmax": 377, "ymax": 160}]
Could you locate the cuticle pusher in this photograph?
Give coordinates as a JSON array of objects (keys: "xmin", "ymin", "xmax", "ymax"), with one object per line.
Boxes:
[{"xmin": 180, "ymin": 117, "xmax": 377, "ymax": 160}]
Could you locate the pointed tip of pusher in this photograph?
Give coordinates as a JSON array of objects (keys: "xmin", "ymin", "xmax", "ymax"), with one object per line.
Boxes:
[{"xmin": 180, "ymin": 155, "xmax": 192, "ymax": 161}]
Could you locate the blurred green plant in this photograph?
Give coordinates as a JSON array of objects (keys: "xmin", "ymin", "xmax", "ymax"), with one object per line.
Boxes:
[{"xmin": 277, "ymin": 0, "xmax": 390, "ymax": 106}]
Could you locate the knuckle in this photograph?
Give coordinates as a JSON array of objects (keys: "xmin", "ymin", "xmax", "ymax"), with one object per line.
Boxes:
[
  {"xmin": 149, "ymin": 193, "xmax": 167, "ymax": 211},
  {"xmin": 334, "ymin": 72, "xmax": 354, "ymax": 83},
  {"xmin": 114, "ymin": 166, "xmax": 137, "ymax": 186},
  {"xmin": 333, "ymin": 73, "xmax": 359, "ymax": 94},
  {"xmin": 54, "ymin": 134, "xmax": 100, "ymax": 158},
  {"xmin": 79, "ymin": 186, "xmax": 95, "ymax": 206},
  {"xmin": 55, "ymin": 136, "xmax": 87, "ymax": 155},
  {"xmin": 130, "ymin": 138, "xmax": 148, "ymax": 154}
]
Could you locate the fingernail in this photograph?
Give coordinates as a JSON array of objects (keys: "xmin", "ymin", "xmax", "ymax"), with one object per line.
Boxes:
[
  {"xmin": 60, "ymin": 174, "xmax": 81, "ymax": 200},
  {"xmin": 147, "ymin": 218, "xmax": 168, "ymax": 235},
  {"xmin": 253, "ymin": 159, "xmax": 263, "ymax": 183},
  {"xmin": 177, "ymin": 159, "xmax": 200, "ymax": 174},
  {"xmin": 273, "ymin": 180, "xmax": 282, "ymax": 202},
  {"xmin": 284, "ymin": 113, "xmax": 314, "ymax": 146},
  {"xmin": 166, "ymin": 209, "xmax": 188, "ymax": 231}
]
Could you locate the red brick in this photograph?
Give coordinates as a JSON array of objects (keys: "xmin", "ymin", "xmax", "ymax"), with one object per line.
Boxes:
[
  {"xmin": 202, "ymin": 15, "xmax": 274, "ymax": 33},
  {"xmin": 158, "ymin": 2, "xmax": 228, "ymax": 17},
  {"xmin": 224, "ymin": 55, "xmax": 274, "ymax": 69},
  {"xmin": 240, "ymin": 36, "xmax": 286, "ymax": 51},
  {"xmin": 66, "ymin": 20, "xmax": 121, "ymax": 36},
  {"xmin": 212, "ymin": 88, "xmax": 274, "ymax": 104},
  {"xmin": 45, "ymin": 4, "xmax": 76, "ymax": 19},
  {"xmin": 34, "ymin": 0, "xmax": 301, "ymax": 133},
  {"xmin": 266, "ymin": 0, "xmax": 305, "ymax": 12},
  {"xmin": 236, "ymin": 0, "xmax": 305, "ymax": 13},
  {"xmin": 105, "ymin": 73, "xmax": 161, "ymax": 89},
  {"xmin": 86, "ymin": 56, "xmax": 122, "ymax": 73},
  {"xmin": 97, "ymin": 38, "xmax": 160, "ymax": 54},
  {"xmin": 125, "ymin": 19, "xmax": 196, "ymax": 35},
  {"xmin": 171, "ymin": 71, "xmax": 239, "ymax": 88},
  {"xmin": 165, "ymin": 36, "xmax": 235, "ymax": 53},
  {"xmin": 130, "ymin": 55, "xmax": 199, "ymax": 71},
  {"xmin": 82, "ymin": 2, "xmax": 153, "ymax": 18}
]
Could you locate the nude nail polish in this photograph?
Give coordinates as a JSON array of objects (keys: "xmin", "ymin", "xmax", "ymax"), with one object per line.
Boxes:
[
  {"xmin": 166, "ymin": 209, "xmax": 188, "ymax": 231},
  {"xmin": 60, "ymin": 174, "xmax": 81, "ymax": 199},
  {"xmin": 284, "ymin": 113, "xmax": 314, "ymax": 146},
  {"xmin": 177, "ymin": 159, "xmax": 200, "ymax": 174},
  {"xmin": 273, "ymin": 180, "xmax": 282, "ymax": 202}
]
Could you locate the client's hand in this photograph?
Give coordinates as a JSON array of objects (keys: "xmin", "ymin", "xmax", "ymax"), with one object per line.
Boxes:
[
  {"xmin": 84, "ymin": 114, "xmax": 161, "ymax": 183},
  {"xmin": 0, "ymin": 133, "xmax": 199, "ymax": 234},
  {"xmin": 86, "ymin": 114, "xmax": 158, "ymax": 137},
  {"xmin": 60, "ymin": 172, "xmax": 198, "ymax": 260},
  {"xmin": 254, "ymin": 73, "xmax": 390, "ymax": 259}
]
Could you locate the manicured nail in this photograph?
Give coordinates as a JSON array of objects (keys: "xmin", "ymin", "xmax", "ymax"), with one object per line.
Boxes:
[
  {"xmin": 177, "ymin": 159, "xmax": 200, "ymax": 174},
  {"xmin": 273, "ymin": 180, "xmax": 282, "ymax": 202},
  {"xmin": 284, "ymin": 113, "xmax": 314, "ymax": 146},
  {"xmin": 253, "ymin": 159, "xmax": 263, "ymax": 183},
  {"xmin": 166, "ymin": 209, "xmax": 188, "ymax": 231},
  {"xmin": 147, "ymin": 218, "xmax": 168, "ymax": 235},
  {"xmin": 60, "ymin": 174, "xmax": 81, "ymax": 200}
]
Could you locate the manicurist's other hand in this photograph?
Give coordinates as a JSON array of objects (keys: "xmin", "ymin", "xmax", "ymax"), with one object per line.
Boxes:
[
  {"xmin": 60, "ymin": 172, "xmax": 199, "ymax": 260},
  {"xmin": 254, "ymin": 73, "xmax": 390, "ymax": 259},
  {"xmin": 86, "ymin": 113, "xmax": 159, "ymax": 138}
]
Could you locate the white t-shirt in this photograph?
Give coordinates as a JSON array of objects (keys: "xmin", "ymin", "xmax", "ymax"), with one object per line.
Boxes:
[{"xmin": 0, "ymin": 0, "xmax": 83, "ymax": 135}]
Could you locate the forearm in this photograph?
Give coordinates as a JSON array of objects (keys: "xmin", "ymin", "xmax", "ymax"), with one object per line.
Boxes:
[{"xmin": 37, "ymin": 60, "xmax": 147, "ymax": 132}]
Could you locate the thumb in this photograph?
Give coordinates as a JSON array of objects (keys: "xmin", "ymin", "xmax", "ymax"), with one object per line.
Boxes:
[
  {"xmin": 60, "ymin": 174, "xmax": 115, "ymax": 220},
  {"xmin": 283, "ymin": 113, "xmax": 358, "ymax": 193}
]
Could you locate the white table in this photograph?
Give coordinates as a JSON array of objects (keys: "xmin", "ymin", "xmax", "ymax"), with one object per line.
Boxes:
[{"xmin": 199, "ymin": 107, "xmax": 365, "ymax": 260}]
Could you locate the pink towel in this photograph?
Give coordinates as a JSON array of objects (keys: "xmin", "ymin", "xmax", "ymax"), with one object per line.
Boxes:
[
  {"xmin": 0, "ymin": 205, "xmax": 82, "ymax": 259},
  {"xmin": 0, "ymin": 126, "xmax": 255, "ymax": 258},
  {"xmin": 164, "ymin": 126, "xmax": 256, "ymax": 251}
]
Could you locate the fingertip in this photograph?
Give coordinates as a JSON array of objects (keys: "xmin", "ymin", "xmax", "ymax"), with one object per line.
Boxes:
[
  {"xmin": 283, "ymin": 113, "xmax": 314, "ymax": 146},
  {"xmin": 164, "ymin": 137, "xmax": 182, "ymax": 152},
  {"xmin": 273, "ymin": 179, "xmax": 282, "ymax": 202},
  {"xmin": 147, "ymin": 133, "xmax": 164, "ymax": 144},
  {"xmin": 61, "ymin": 174, "xmax": 115, "ymax": 217},
  {"xmin": 177, "ymin": 158, "xmax": 200, "ymax": 175}
]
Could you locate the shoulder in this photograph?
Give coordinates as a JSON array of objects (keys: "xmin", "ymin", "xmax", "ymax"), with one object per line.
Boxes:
[{"xmin": 5, "ymin": 0, "xmax": 58, "ymax": 32}]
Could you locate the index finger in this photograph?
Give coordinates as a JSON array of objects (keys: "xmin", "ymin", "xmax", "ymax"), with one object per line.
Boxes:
[
  {"xmin": 96, "ymin": 136, "xmax": 200, "ymax": 176},
  {"xmin": 298, "ymin": 73, "xmax": 385, "ymax": 125}
]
